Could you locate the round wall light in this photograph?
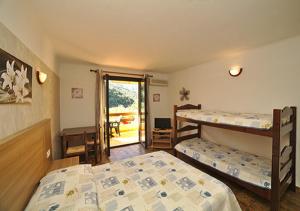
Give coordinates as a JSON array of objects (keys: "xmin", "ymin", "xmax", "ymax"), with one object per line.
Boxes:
[
  {"xmin": 229, "ymin": 66, "xmax": 243, "ymax": 77},
  {"xmin": 36, "ymin": 71, "xmax": 48, "ymax": 84}
]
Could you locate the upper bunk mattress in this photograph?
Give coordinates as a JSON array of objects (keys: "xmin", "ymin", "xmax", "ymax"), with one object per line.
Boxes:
[
  {"xmin": 176, "ymin": 109, "xmax": 273, "ymax": 129},
  {"xmin": 175, "ymin": 138, "xmax": 272, "ymax": 189}
]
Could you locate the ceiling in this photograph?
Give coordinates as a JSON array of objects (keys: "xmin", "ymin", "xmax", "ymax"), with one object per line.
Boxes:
[{"xmin": 16, "ymin": 0, "xmax": 300, "ymax": 72}]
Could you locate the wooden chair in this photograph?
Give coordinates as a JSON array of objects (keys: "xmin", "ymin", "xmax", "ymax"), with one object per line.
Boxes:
[
  {"xmin": 110, "ymin": 116, "xmax": 122, "ymax": 136},
  {"xmin": 87, "ymin": 136, "xmax": 98, "ymax": 161},
  {"xmin": 63, "ymin": 131, "xmax": 88, "ymax": 163},
  {"xmin": 110, "ymin": 121, "xmax": 121, "ymax": 136}
]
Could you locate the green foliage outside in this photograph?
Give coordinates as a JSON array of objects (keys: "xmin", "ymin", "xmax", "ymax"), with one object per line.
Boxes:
[{"xmin": 109, "ymin": 88, "xmax": 134, "ymax": 108}]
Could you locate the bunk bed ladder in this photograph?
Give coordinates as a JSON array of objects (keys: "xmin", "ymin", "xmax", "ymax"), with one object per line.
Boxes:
[
  {"xmin": 197, "ymin": 104, "xmax": 202, "ymax": 138},
  {"xmin": 173, "ymin": 105, "xmax": 178, "ymax": 146},
  {"xmin": 173, "ymin": 104, "xmax": 202, "ymax": 156}
]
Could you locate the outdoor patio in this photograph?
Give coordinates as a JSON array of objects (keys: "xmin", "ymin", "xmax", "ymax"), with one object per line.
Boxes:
[{"xmin": 110, "ymin": 114, "xmax": 140, "ymax": 147}]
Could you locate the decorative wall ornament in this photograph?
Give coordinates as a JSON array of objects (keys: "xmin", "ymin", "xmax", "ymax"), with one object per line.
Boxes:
[
  {"xmin": 72, "ymin": 88, "xmax": 83, "ymax": 99},
  {"xmin": 0, "ymin": 48, "xmax": 32, "ymax": 104},
  {"xmin": 179, "ymin": 87, "xmax": 190, "ymax": 101},
  {"xmin": 153, "ymin": 93, "xmax": 160, "ymax": 102}
]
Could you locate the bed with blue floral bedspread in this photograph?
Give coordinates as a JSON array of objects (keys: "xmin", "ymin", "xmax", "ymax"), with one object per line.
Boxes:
[
  {"xmin": 92, "ymin": 151, "xmax": 240, "ymax": 211},
  {"xmin": 175, "ymin": 138, "xmax": 272, "ymax": 189},
  {"xmin": 25, "ymin": 164, "xmax": 98, "ymax": 211},
  {"xmin": 25, "ymin": 151, "xmax": 241, "ymax": 211}
]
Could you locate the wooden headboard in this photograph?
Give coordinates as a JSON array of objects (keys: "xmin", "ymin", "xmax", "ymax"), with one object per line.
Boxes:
[{"xmin": 0, "ymin": 119, "xmax": 52, "ymax": 211}]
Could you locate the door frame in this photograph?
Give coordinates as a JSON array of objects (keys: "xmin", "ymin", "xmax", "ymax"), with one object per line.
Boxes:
[
  {"xmin": 103, "ymin": 75, "xmax": 147, "ymax": 156},
  {"xmin": 138, "ymin": 79, "xmax": 148, "ymax": 148}
]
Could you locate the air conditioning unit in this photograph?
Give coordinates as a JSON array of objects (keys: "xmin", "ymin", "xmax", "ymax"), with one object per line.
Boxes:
[{"xmin": 149, "ymin": 79, "xmax": 168, "ymax": 87}]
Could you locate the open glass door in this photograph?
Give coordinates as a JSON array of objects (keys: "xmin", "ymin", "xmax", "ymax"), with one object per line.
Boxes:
[
  {"xmin": 138, "ymin": 79, "xmax": 147, "ymax": 148},
  {"xmin": 104, "ymin": 75, "xmax": 146, "ymax": 156}
]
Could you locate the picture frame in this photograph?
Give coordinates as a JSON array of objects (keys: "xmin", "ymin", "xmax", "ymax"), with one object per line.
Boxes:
[
  {"xmin": 72, "ymin": 88, "xmax": 83, "ymax": 99},
  {"xmin": 153, "ymin": 93, "xmax": 160, "ymax": 102},
  {"xmin": 0, "ymin": 48, "xmax": 32, "ymax": 104}
]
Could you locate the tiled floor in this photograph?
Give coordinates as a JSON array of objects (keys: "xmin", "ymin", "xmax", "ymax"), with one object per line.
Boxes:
[{"xmin": 99, "ymin": 144, "xmax": 300, "ymax": 211}]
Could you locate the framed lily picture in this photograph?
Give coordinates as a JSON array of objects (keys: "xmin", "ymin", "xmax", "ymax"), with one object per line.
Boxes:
[{"xmin": 0, "ymin": 48, "xmax": 32, "ymax": 104}]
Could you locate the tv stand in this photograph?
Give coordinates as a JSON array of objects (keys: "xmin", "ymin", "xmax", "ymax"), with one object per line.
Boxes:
[{"xmin": 151, "ymin": 128, "xmax": 173, "ymax": 149}]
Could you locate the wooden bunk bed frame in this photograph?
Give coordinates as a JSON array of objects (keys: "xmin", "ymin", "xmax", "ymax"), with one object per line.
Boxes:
[{"xmin": 173, "ymin": 104, "xmax": 297, "ymax": 211}]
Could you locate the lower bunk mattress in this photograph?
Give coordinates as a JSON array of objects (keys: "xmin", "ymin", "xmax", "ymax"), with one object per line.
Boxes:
[
  {"xmin": 175, "ymin": 138, "xmax": 272, "ymax": 189},
  {"xmin": 26, "ymin": 151, "xmax": 241, "ymax": 211}
]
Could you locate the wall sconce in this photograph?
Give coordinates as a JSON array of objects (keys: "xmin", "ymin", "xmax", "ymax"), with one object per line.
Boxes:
[
  {"xmin": 36, "ymin": 71, "xmax": 47, "ymax": 84},
  {"xmin": 229, "ymin": 66, "xmax": 243, "ymax": 77}
]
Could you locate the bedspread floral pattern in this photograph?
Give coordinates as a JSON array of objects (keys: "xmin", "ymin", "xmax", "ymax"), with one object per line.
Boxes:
[
  {"xmin": 176, "ymin": 109, "xmax": 274, "ymax": 129},
  {"xmin": 175, "ymin": 138, "xmax": 272, "ymax": 189},
  {"xmin": 26, "ymin": 152, "xmax": 241, "ymax": 211},
  {"xmin": 25, "ymin": 165, "xmax": 99, "ymax": 211},
  {"xmin": 92, "ymin": 151, "xmax": 241, "ymax": 211}
]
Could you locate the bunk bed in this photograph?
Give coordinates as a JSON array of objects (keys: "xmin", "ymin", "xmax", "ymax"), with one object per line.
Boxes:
[{"xmin": 173, "ymin": 104, "xmax": 297, "ymax": 211}]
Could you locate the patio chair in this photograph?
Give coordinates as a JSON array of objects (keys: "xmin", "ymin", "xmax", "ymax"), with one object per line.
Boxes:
[{"xmin": 110, "ymin": 116, "xmax": 122, "ymax": 136}]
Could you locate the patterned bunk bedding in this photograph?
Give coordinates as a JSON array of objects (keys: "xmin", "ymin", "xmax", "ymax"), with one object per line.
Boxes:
[
  {"xmin": 176, "ymin": 109, "xmax": 275, "ymax": 129},
  {"xmin": 175, "ymin": 138, "xmax": 272, "ymax": 189},
  {"xmin": 26, "ymin": 151, "xmax": 241, "ymax": 211}
]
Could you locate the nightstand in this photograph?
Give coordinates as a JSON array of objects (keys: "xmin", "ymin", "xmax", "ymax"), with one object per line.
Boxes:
[{"xmin": 151, "ymin": 128, "xmax": 173, "ymax": 149}]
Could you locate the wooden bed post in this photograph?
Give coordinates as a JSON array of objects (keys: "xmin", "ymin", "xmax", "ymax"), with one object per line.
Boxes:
[
  {"xmin": 290, "ymin": 106, "xmax": 297, "ymax": 192},
  {"xmin": 198, "ymin": 104, "xmax": 202, "ymax": 138},
  {"xmin": 174, "ymin": 105, "xmax": 178, "ymax": 152},
  {"xmin": 271, "ymin": 109, "xmax": 281, "ymax": 211}
]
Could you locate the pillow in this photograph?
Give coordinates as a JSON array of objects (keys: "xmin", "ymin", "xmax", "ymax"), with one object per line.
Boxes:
[{"xmin": 25, "ymin": 164, "xmax": 99, "ymax": 211}]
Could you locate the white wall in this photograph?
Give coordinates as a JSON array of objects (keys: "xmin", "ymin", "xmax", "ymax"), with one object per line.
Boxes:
[
  {"xmin": 59, "ymin": 62, "xmax": 170, "ymax": 130},
  {"xmin": 60, "ymin": 62, "xmax": 98, "ymax": 129},
  {"xmin": 168, "ymin": 35, "xmax": 300, "ymax": 186},
  {"xmin": 149, "ymin": 83, "xmax": 170, "ymax": 129},
  {"xmin": 0, "ymin": 22, "xmax": 61, "ymax": 159},
  {"xmin": 0, "ymin": 0, "xmax": 57, "ymax": 73},
  {"xmin": 0, "ymin": 1, "xmax": 60, "ymax": 159}
]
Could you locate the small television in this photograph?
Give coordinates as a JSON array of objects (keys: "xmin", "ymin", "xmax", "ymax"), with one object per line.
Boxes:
[{"xmin": 155, "ymin": 118, "xmax": 171, "ymax": 129}]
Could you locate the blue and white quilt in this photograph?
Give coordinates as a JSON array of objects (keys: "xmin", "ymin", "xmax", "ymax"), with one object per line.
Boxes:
[
  {"xmin": 175, "ymin": 138, "xmax": 272, "ymax": 189},
  {"xmin": 25, "ymin": 164, "xmax": 98, "ymax": 211},
  {"xmin": 92, "ymin": 151, "xmax": 241, "ymax": 211},
  {"xmin": 26, "ymin": 151, "xmax": 241, "ymax": 211}
]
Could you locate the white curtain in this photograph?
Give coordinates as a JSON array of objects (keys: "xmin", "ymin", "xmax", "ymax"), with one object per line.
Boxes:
[
  {"xmin": 95, "ymin": 70, "xmax": 105, "ymax": 162},
  {"xmin": 100, "ymin": 71, "xmax": 107, "ymax": 152}
]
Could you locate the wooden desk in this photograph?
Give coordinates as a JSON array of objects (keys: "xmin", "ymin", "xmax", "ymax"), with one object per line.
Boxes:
[
  {"xmin": 61, "ymin": 126, "xmax": 97, "ymax": 136},
  {"xmin": 60, "ymin": 126, "xmax": 99, "ymax": 162},
  {"xmin": 48, "ymin": 156, "xmax": 79, "ymax": 172}
]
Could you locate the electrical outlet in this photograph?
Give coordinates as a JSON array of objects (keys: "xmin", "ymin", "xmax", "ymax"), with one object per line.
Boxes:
[{"xmin": 46, "ymin": 149, "xmax": 51, "ymax": 159}]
